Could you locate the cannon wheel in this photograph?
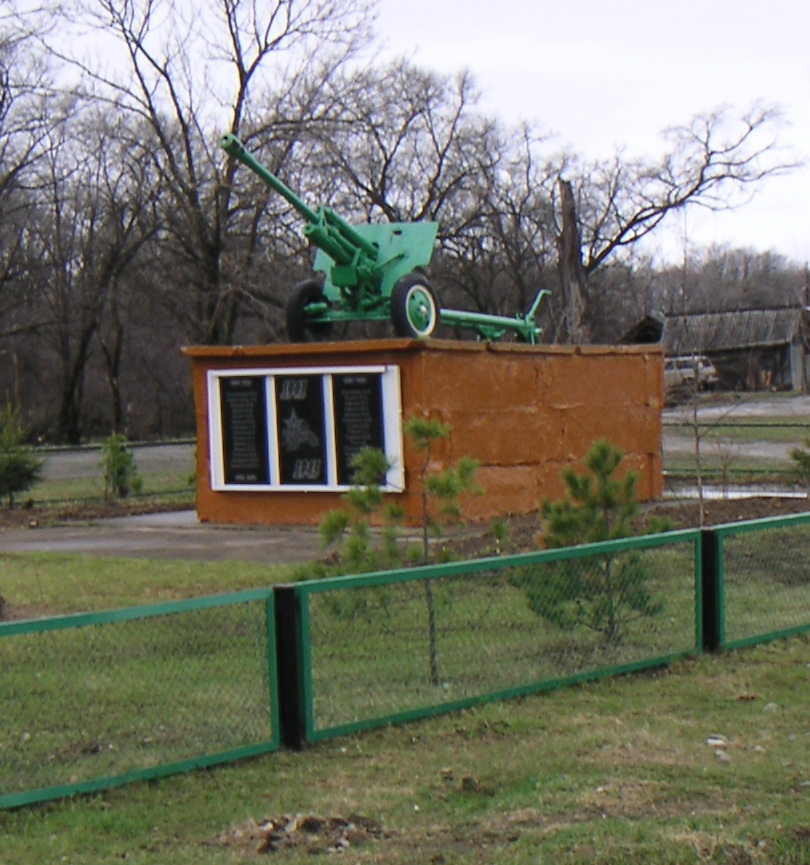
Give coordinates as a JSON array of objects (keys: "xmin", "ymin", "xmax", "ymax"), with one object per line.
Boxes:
[
  {"xmin": 391, "ymin": 273, "xmax": 439, "ymax": 339},
  {"xmin": 286, "ymin": 279, "xmax": 333, "ymax": 342}
]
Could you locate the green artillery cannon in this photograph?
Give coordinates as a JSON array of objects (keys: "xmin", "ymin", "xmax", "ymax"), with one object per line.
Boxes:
[{"xmin": 220, "ymin": 134, "xmax": 548, "ymax": 343}]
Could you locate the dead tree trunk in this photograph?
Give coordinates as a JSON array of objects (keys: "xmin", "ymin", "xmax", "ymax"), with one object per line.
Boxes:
[{"xmin": 555, "ymin": 178, "xmax": 589, "ymax": 344}]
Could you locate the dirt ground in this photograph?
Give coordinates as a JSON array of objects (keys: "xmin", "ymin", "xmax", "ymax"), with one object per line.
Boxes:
[
  {"xmin": 0, "ymin": 498, "xmax": 189, "ymax": 530},
  {"xmin": 644, "ymin": 494, "xmax": 810, "ymax": 529},
  {"xmin": 4, "ymin": 488, "xmax": 810, "ymax": 534},
  {"xmin": 440, "ymin": 495, "xmax": 810, "ymax": 560}
]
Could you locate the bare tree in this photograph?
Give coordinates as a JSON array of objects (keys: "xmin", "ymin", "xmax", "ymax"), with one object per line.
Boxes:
[
  {"xmin": 306, "ymin": 63, "xmax": 493, "ymax": 223},
  {"xmin": 0, "ymin": 15, "xmax": 61, "ymax": 339},
  {"xmin": 25, "ymin": 110, "xmax": 158, "ymax": 442},
  {"xmin": 435, "ymin": 124, "xmax": 557, "ymax": 324},
  {"xmin": 46, "ymin": 0, "xmax": 375, "ymax": 345},
  {"xmin": 553, "ymin": 105, "xmax": 801, "ymax": 341},
  {"xmin": 555, "ymin": 178, "xmax": 588, "ymax": 342}
]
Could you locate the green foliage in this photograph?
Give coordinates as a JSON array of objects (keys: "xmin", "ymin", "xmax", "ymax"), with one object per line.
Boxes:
[
  {"xmin": 319, "ymin": 420, "xmax": 482, "ymax": 572},
  {"xmin": 424, "ymin": 455, "xmax": 481, "ymax": 524},
  {"xmin": 316, "ymin": 420, "xmax": 482, "ymax": 687},
  {"xmin": 404, "ymin": 415, "xmax": 481, "ymax": 563},
  {"xmin": 0, "ymin": 403, "xmax": 44, "ymax": 509},
  {"xmin": 512, "ymin": 439, "xmax": 666, "ymax": 647},
  {"xmin": 318, "ymin": 447, "xmax": 404, "ymax": 575},
  {"xmin": 403, "ymin": 414, "xmax": 451, "ymax": 446},
  {"xmin": 101, "ymin": 434, "xmax": 143, "ymax": 500},
  {"xmin": 790, "ymin": 437, "xmax": 810, "ymax": 484},
  {"xmin": 490, "ymin": 517, "xmax": 512, "ymax": 555}
]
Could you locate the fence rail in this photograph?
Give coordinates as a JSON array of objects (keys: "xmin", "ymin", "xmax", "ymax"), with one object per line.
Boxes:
[
  {"xmin": 2, "ymin": 516, "xmax": 809, "ymax": 809},
  {"xmin": 661, "ymin": 416, "xmax": 810, "ymax": 479}
]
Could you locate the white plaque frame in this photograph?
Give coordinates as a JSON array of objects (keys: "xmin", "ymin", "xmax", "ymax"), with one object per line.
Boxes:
[{"xmin": 207, "ymin": 365, "xmax": 404, "ymax": 492}]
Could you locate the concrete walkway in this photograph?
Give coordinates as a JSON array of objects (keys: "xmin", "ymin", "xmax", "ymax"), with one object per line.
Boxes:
[{"xmin": 0, "ymin": 511, "xmax": 324, "ymax": 564}]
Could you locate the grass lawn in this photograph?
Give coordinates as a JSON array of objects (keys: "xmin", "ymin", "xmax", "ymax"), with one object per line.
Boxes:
[
  {"xmin": 0, "ymin": 552, "xmax": 285, "ymax": 617},
  {"xmin": 664, "ymin": 417, "xmax": 810, "ymax": 444},
  {"xmin": 1, "ymin": 549, "xmax": 809, "ymax": 863},
  {"xmin": 28, "ymin": 473, "xmax": 194, "ymax": 504},
  {"xmin": 27, "ymin": 442, "xmax": 195, "ymax": 506},
  {"xmin": 0, "ymin": 634, "xmax": 807, "ymax": 864}
]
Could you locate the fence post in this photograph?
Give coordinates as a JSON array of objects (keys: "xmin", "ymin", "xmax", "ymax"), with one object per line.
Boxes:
[
  {"xmin": 274, "ymin": 584, "xmax": 307, "ymax": 750},
  {"xmin": 700, "ymin": 529, "xmax": 724, "ymax": 652}
]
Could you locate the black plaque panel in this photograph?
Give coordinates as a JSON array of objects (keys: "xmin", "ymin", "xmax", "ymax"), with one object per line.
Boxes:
[
  {"xmin": 275, "ymin": 375, "xmax": 327, "ymax": 485},
  {"xmin": 219, "ymin": 376, "xmax": 270, "ymax": 484},
  {"xmin": 333, "ymin": 373, "xmax": 384, "ymax": 485}
]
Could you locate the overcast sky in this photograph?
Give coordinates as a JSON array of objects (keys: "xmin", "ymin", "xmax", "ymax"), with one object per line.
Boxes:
[{"xmin": 375, "ymin": 0, "xmax": 810, "ymax": 265}]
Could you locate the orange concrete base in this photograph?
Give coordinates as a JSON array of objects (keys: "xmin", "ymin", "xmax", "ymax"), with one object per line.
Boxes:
[{"xmin": 184, "ymin": 339, "xmax": 663, "ymax": 526}]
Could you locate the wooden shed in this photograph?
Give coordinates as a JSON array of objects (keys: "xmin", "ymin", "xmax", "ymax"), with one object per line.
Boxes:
[{"xmin": 663, "ymin": 306, "xmax": 810, "ymax": 391}]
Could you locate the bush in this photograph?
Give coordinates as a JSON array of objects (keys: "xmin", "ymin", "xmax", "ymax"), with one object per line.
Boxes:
[
  {"xmin": 0, "ymin": 403, "xmax": 44, "ymax": 509},
  {"xmin": 316, "ymin": 418, "xmax": 481, "ymax": 687},
  {"xmin": 319, "ymin": 446, "xmax": 404, "ymax": 573},
  {"xmin": 790, "ymin": 436, "xmax": 810, "ymax": 484},
  {"xmin": 101, "ymin": 434, "xmax": 143, "ymax": 499},
  {"xmin": 511, "ymin": 439, "xmax": 667, "ymax": 647}
]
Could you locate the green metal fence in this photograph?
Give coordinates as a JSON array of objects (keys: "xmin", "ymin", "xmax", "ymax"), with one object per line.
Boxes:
[
  {"xmin": 707, "ymin": 512, "xmax": 810, "ymax": 650},
  {"xmin": 4, "ymin": 515, "xmax": 810, "ymax": 810},
  {"xmin": 275, "ymin": 530, "xmax": 702, "ymax": 746},
  {"xmin": 0, "ymin": 589, "xmax": 278, "ymax": 810}
]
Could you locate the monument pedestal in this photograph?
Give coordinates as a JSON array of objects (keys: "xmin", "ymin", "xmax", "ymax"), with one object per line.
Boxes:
[{"xmin": 184, "ymin": 339, "xmax": 663, "ymax": 526}]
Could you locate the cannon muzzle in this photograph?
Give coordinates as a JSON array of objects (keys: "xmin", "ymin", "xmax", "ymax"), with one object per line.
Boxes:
[{"xmin": 219, "ymin": 133, "xmax": 320, "ymax": 225}]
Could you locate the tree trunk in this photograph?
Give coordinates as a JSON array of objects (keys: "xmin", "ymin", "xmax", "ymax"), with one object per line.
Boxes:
[
  {"xmin": 555, "ymin": 179, "xmax": 589, "ymax": 344},
  {"xmin": 54, "ymin": 327, "xmax": 96, "ymax": 444},
  {"xmin": 100, "ymin": 323, "xmax": 125, "ymax": 434}
]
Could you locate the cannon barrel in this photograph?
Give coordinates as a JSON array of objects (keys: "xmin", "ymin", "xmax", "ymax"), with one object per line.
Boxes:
[
  {"xmin": 219, "ymin": 133, "xmax": 320, "ymax": 224},
  {"xmin": 219, "ymin": 133, "xmax": 378, "ymax": 264}
]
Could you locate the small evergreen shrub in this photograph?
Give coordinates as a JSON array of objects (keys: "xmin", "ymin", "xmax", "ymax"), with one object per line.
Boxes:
[
  {"xmin": 0, "ymin": 403, "xmax": 44, "ymax": 509},
  {"xmin": 511, "ymin": 439, "xmax": 668, "ymax": 647},
  {"xmin": 314, "ymin": 417, "xmax": 481, "ymax": 687},
  {"xmin": 101, "ymin": 434, "xmax": 143, "ymax": 499},
  {"xmin": 790, "ymin": 437, "xmax": 810, "ymax": 484}
]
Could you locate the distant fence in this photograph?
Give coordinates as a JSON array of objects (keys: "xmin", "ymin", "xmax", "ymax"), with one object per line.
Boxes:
[
  {"xmin": 31, "ymin": 439, "xmax": 196, "ymax": 505},
  {"xmin": 2, "ymin": 516, "xmax": 809, "ymax": 809},
  {"xmin": 662, "ymin": 418, "xmax": 810, "ymax": 478}
]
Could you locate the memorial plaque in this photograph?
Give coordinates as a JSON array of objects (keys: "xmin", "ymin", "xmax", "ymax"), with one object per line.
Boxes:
[
  {"xmin": 219, "ymin": 376, "xmax": 269, "ymax": 484},
  {"xmin": 211, "ymin": 365, "xmax": 400, "ymax": 490},
  {"xmin": 275, "ymin": 374, "xmax": 327, "ymax": 485},
  {"xmin": 333, "ymin": 373, "xmax": 384, "ymax": 485}
]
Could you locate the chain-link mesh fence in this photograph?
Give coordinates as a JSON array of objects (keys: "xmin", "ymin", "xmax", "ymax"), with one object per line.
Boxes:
[
  {"xmin": 5, "ymin": 516, "xmax": 808, "ymax": 808},
  {"xmin": 301, "ymin": 532, "xmax": 701, "ymax": 739},
  {"xmin": 0, "ymin": 590, "xmax": 277, "ymax": 809},
  {"xmin": 717, "ymin": 514, "xmax": 810, "ymax": 648}
]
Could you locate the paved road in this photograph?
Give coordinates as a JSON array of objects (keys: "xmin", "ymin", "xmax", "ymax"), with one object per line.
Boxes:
[
  {"xmin": 0, "ymin": 510, "xmax": 324, "ymax": 564},
  {"xmin": 662, "ymin": 393, "xmax": 810, "ymax": 465},
  {"xmin": 39, "ymin": 442, "xmax": 194, "ymax": 483},
  {"xmin": 663, "ymin": 393, "xmax": 810, "ymax": 421},
  {"xmin": 2, "ymin": 443, "xmax": 330, "ymax": 564}
]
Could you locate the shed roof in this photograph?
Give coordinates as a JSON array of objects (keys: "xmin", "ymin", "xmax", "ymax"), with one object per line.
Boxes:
[{"xmin": 663, "ymin": 307, "xmax": 806, "ymax": 355}]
